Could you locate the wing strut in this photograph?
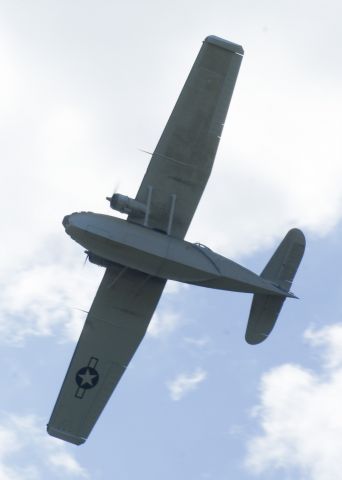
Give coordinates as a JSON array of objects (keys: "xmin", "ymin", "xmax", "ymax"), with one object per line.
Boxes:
[{"xmin": 143, "ymin": 185, "xmax": 153, "ymax": 227}]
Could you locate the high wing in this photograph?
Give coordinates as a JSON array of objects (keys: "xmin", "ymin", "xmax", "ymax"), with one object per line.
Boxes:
[
  {"xmin": 128, "ymin": 35, "xmax": 243, "ymax": 238},
  {"xmin": 48, "ymin": 35, "xmax": 243, "ymax": 445},
  {"xmin": 47, "ymin": 265, "xmax": 166, "ymax": 445}
]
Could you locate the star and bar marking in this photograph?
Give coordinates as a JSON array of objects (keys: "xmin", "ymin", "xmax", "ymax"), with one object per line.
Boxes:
[{"xmin": 75, "ymin": 357, "xmax": 99, "ymax": 399}]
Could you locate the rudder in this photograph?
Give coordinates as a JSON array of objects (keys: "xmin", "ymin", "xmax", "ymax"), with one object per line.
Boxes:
[{"xmin": 245, "ymin": 229, "xmax": 305, "ymax": 345}]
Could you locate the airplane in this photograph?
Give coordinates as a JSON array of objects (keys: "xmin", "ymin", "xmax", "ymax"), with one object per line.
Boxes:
[{"xmin": 47, "ymin": 35, "xmax": 305, "ymax": 445}]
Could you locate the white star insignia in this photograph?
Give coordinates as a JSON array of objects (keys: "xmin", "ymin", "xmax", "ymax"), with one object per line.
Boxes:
[{"xmin": 78, "ymin": 368, "xmax": 98, "ymax": 387}]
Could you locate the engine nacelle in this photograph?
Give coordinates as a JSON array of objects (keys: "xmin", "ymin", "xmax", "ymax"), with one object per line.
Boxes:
[
  {"xmin": 106, "ymin": 193, "xmax": 147, "ymax": 216},
  {"xmin": 86, "ymin": 251, "xmax": 118, "ymax": 268}
]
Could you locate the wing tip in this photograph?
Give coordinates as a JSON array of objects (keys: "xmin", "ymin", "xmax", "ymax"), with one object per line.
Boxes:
[
  {"xmin": 204, "ymin": 35, "xmax": 244, "ymax": 55},
  {"xmin": 287, "ymin": 227, "xmax": 306, "ymax": 246},
  {"xmin": 47, "ymin": 424, "xmax": 86, "ymax": 446},
  {"xmin": 245, "ymin": 331, "xmax": 269, "ymax": 345}
]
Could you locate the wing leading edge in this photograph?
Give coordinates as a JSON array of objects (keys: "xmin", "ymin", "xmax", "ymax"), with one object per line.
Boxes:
[
  {"xmin": 47, "ymin": 266, "xmax": 166, "ymax": 445},
  {"xmin": 129, "ymin": 35, "xmax": 244, "ymax": 238}
]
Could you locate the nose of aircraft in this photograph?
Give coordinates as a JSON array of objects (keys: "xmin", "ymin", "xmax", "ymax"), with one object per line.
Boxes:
[{"xmin": 62, "ymin": 215, "xmax": 70, "ymax": 228}]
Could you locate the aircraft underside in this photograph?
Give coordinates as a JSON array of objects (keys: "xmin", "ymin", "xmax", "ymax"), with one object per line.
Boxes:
[
  {"xmin": 48, "ymin": 35, "xmax": 305, "ymax": 446},
  {"xmin": 63, "ymin": 211, "xmax": 294, "ymax": 297}
]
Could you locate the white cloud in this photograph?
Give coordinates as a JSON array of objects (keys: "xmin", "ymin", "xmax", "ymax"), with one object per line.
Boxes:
[
  {"xmin": 164, "ymin": 280, "xmax": 188, "ymax": 295},
  {"xmin": 245, "ymin": 323, "xmax": 342, "ymax": 480},
  {"xmin": 304, "ymin": 324, "xmax": 342, "ymax": 369},
  {"xmin": 148, "ymin": 310, "xmax": 183, "ymax": 338},
  {"xmin": 0, "ymin": 413, "xmax": 88, "ymax": 479},
  {"xmin": 0, "ymin": 245, "xmax": 185, "ymax": 346},
  {"xmin": 189, "ymin": 80, "xmax": 342, "ymax": 257},
  {"xmin": 48, "ymin": 452, "xmax": 87, "ymax": 477},
  {"xmin": 167, "ymin": 368, "xmax": 207, "ymax": 401},
  {"xmin": 0, "ymin": 259, "xmax": 101, "ymax": 345},
  {"xmin": 1, "ymin": 0, "xmax": 341, "ymax": 354}
]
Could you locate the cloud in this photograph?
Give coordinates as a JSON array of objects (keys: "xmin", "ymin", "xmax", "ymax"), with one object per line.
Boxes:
[
  {"xmin": 2, "ymin": 9, "xmax": 342, "ymax": 262},
  {"xmin": 245, "ymin": 323, "xmax": 342, "ymax": 480},
  {"xmin": 0, "ymin": 246, "xmax": 186, "ymax": 346},
  {"xmin": 0, "ymin": 413, "xmax": 88, "ymax": 479},
  {"xmin": 0, "ymin": 259, "xmax": 101, "ymax": 345},
  {"xmin": 189, "ymin": 79, "xmax": 342, "ymax": 257},
  {"xmin": 1, "ymin": 1, "xmax": 341, "ymax": 354},
  {"xmin": 304, "ymin": 324, "xmax": 342, "ymax": 369},
  {"xmin": 147, "ymin": 310, "xmax": 183, "ymax": 338},
  {"xmin": 164, "ymin": 280, "xmax": 188, "ymax": 295},
  {"xmin": 48, "ymin": 452, "xmax": 87, "ymax": 477},
  {"xmin": 167, "ymin": 368, "xmax": 207, "ymax": 401}
]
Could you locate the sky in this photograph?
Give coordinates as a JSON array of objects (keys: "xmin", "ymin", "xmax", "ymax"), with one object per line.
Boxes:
[{"xmin": 1, "ymin": 0, "xmax": 342, "ymax": 478}]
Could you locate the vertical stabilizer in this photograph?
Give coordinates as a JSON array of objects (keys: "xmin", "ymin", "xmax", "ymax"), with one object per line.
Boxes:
[{"xmin": 245, "ymin": 229, "xmax": 305, "ymax": 345}]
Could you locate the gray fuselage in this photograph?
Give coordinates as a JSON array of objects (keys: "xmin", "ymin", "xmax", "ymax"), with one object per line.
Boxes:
[{"xmin": 63, "ymin": 212, "xmax": 287, "ymax": 296}]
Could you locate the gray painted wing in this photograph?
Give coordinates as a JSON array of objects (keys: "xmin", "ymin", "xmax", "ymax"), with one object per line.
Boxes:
[
  {"xmin": 47, "ymin": 265, "xmax": 166, "ymax": 445},
  {"xmin": 129, "ymin": 36, "xmax": 243, "ymax": 238}
]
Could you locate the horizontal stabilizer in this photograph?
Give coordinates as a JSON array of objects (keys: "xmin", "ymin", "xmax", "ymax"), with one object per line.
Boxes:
[{"xmin": 245, "ymin": 228, "xmax": 305, "ymax": 345}]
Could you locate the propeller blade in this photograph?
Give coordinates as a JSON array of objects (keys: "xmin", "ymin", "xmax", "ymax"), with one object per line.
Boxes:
[{"xmin": 106, "ymin": 182, "xmax": 120, "ymax": 204}]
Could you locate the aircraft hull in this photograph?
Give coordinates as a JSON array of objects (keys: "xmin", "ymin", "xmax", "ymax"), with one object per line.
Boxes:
[{"xmin": 63, "ymin": 212, "xmax": 287, "ymax": 296}]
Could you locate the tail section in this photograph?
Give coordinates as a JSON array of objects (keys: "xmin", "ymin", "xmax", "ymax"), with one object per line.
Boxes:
[{"xmin": 245, "ymin": 228, "xmax": 305, "ymax": 345}]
